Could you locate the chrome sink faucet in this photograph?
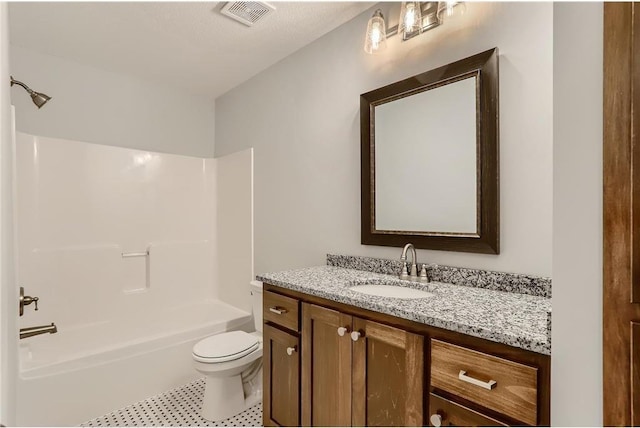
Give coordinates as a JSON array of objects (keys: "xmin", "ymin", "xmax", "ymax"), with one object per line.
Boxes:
[{"xmin": 400, "ymin": 243, "xmax": 418, "ymax": 280}]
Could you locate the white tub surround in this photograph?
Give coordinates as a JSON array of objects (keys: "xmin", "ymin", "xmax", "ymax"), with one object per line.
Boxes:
[
  {"xmin": 16, "ymin": 133, "xmax": 218, "ymax": 331},
  {"xmin": 14, "ymin": 133, "xmax": 256, "ymax": 426}
]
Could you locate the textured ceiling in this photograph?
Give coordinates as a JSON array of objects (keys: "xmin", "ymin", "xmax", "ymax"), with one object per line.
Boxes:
[{"xmin": 9, "ymin": 2, "xmax": 374, "ymax": 99}]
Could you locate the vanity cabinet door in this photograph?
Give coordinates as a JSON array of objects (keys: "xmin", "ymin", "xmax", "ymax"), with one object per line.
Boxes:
[
  {"xmin": 351, "ymin": 317, "xmax": 424, "ymax": 426},
  {"xmin": 301, "ymin": 303, "xmax": 353, "ymax": 427},
  {"xmin": 264, "ymin": 324, "xmax": 300, "ymax": 427}
]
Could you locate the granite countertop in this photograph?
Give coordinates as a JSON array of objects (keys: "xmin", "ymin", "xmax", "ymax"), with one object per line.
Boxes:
[{"xmin": 257, "ymin": 266, "xmax": 551, "ymax": 355}]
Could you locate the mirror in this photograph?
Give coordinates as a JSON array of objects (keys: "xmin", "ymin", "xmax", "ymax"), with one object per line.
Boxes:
[
  {"xmin": 361, "ymin": 48, "xmax": 499, "ymax": 254},
  {"xmin": 375, "ymin": 75, "xmax": 478, "ymax": 233}
]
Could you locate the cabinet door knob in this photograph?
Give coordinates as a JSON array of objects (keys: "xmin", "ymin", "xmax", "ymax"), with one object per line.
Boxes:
[
  {"xmin": 430, "ymin": 413, "xmax": 442, "ymax": 427},
  {"xmin": 351, "ymin": 331, "xmax": 362, "ymax": 342},
  {"xmin": 337, "ymin": 326, "xmax": 348, "ymax": 336},
  {"xmin": 286, "ymin": 346, "xmax": 297, "ymax": 356}
]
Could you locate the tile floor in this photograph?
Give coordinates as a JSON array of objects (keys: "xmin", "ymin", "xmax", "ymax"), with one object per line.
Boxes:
[{"xmin": 81, "ymin": 378, "xmax": 262, "ymax": 427}]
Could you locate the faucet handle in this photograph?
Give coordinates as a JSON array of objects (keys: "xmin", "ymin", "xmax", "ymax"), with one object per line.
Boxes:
[
  {"xmin": 410, "ymin": 263, "xmax": 418, "ymax": 277},
  {"xmin": 400, "ymin": 261, "xmax": 409, "ymax": 279},
  {"xmin": 24, "ymin": 295, "xmax": 39, "ymax": 311},
  {"xmin": 419, "ymin": 264, "xmax": 429, "ymax": 283},
  {"xmin": 19, "ymin": 287, "xmax": 40, "ymax": 316}
]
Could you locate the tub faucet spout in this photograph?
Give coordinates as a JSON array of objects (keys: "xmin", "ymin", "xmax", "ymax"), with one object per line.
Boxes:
[
  {"xmin": 20, "ymin": 323, "xmax": 57, "ymax": 340},
  {"xmin": 400, "ymin": 243, "xmax": 418, "ymax": 280}
]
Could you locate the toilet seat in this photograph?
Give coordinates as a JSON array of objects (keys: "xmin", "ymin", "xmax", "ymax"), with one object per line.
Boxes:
[{"xmin": 193, "ymin": 331, "xmax": 260, "ymax": 363}]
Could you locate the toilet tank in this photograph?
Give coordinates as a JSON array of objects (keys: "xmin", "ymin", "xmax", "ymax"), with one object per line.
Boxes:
[{"xmin": 249, "ymin": 280, "xmax": 263, "ymax": 332}]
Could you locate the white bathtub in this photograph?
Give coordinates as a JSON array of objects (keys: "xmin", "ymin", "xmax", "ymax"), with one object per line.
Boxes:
[{"xmin": 16, "ymin": 300, "xmax": 252, "ymax": 426}]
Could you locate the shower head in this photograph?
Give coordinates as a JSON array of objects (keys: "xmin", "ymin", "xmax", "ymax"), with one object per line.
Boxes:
[
  {"xmin": 10, "ymin": 76, "xmax": 51, "ymax": 109},
  {"xmin": 30, "ymin": 91, "xmax": 51, "ymax": 109}
]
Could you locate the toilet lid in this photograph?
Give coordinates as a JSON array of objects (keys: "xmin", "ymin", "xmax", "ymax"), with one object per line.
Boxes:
[{"xmin": 193, "ymin": 331, "xmax": 260, "ymax": 363}]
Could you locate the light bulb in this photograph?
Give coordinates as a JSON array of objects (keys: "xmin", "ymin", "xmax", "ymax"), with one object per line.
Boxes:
[
  {"xmin": 437, "ymin": 1, "xmax": 466, "ymax": 22},
  {"xmin": 399, "ymin": 2, "xmax": 423, "ymax": 41},
  {"xmin": 405, "ymin": 4, "xmax": 416, "ymax": 31},
  {"xmin": 364, "ymin": 9, "xmax": 387, "ymax": 54},
  {"xmin": 371, "ymin": 23, "xmax": 381, "ymax": 49}
]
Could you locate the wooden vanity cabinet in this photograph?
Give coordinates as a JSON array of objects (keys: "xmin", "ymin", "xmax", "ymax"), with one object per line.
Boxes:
[
  {"xmin": 263, "ymin": 284, "xmax": 550, "ymax": 427},
  {"xmin": 263, "ymin": 291, "xmax": 302, "ymax": 427},
  {"xmin": 301, "ymin": 304, "xmax": 424, "ymax": 426}
]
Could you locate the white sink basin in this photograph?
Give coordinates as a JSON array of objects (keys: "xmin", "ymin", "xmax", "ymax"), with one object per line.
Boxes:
[{"xmin": 348, "ymin": 284, "xmax": 434, "ymax": 299}]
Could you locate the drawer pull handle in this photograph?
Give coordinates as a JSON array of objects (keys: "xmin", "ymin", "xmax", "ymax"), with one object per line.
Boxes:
[
  {"xmin": 351, "ymin": 331, "xmax": 362, "ymax": 342},
  {"xmin": 269, "ymin": 306, "xmax": 288, "ymax": 315},
  {"xmin": 286, "ymin": 346, "xmax": 297, "ymax": 356},
  {"xmin": 337, "ymin": 326, "xmax": 349, "ymax": 336},
  {"xmin": 458, "ymin": 370, "xmax": 497, "ymax": 390}
]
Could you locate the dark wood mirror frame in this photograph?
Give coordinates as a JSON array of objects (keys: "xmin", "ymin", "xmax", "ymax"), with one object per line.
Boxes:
[{"xmin": 360, "ymin": 48, "xmax": 499, "ymax": 254}]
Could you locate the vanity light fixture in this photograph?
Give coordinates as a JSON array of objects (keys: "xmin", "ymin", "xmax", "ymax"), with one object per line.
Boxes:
[{"xmin": 364, "ymin": 1, "xmax": 466, "ymax": 54}]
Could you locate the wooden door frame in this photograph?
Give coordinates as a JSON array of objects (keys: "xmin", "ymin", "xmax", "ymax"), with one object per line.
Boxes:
[{"xmin": 603, "ymin": 2, "xmax": 640, "ymax": 425}]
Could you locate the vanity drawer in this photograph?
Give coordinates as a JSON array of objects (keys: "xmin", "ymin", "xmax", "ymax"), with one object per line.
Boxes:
[
  {"xmin": 429, "ymin": 393, "xmax": 507, "ymax": 426},
  {"xmin": 263, "ymin": 291, "xmax": 300, "ymax": 332},
  {"xmin": 430, "ymin": 339, "xmax": 538, "ymax": 425}
]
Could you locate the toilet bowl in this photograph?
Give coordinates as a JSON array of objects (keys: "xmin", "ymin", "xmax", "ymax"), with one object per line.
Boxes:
[{"xmin": 192, "ymin": 281, "xmax": 264, "ymax": 422}]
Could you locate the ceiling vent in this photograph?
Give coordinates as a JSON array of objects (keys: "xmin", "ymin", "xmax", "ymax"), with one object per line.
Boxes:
[{"xmin": 220, "ymin": 2, "xmax": 276, "ymax": 27}]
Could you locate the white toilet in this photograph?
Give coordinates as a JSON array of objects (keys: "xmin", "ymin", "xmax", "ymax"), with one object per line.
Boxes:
[{"xmin": 192, "ymin": 281, "xmax": 264, "ymax": 421}]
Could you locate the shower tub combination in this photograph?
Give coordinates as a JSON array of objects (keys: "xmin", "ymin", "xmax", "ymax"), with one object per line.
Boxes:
[
  {"xmin": 14, "ymin": 133, "xmax": 256, "ymax": 426},
  {"xmin": 17, "ymin": 301, "xmax": 252, "ymax": 426}
]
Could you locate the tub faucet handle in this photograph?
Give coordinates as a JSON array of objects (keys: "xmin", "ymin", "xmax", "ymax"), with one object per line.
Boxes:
[
  {"xmin": 25, "ymin": 296, "xmax": 39, "ymax": 311},
  {"xmin": 19, "ymin": 286, "xmax": 40, "ymax": 316}
]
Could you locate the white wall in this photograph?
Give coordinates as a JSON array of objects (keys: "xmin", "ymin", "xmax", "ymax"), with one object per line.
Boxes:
[
  {"xmin": 552, "ymin": 3, "xmax": 603, "ymax": 425},
  {"xmin": 0, "ymin": 2, "xmax": 18, "ymax": 425},
  {"xmin": 215, "ymin": 2, "xmax": 553, "ymax": 278},
  {"xmin": 9, "ymin": 46, "xmax": 215, "ymax": 157}
]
